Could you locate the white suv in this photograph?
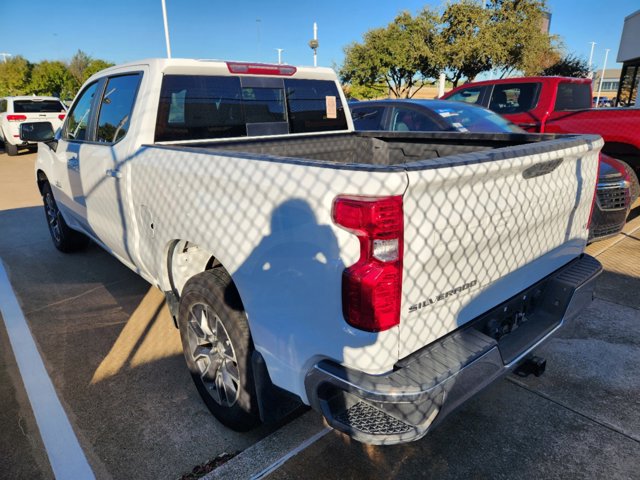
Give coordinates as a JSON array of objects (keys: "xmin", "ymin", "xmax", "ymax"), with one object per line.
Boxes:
[{"xmin": 0, "ymin": 96, "xmax": 67, "ymax": 156}]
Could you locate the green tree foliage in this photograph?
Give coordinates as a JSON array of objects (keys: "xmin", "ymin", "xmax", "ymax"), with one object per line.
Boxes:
[
  {"xmin": 0, "ymin": 51, "xmax": 113, "ymax": 99},
  {"xmin": 341, "ymin": 0, "xmax": 562, "ymax": 95},
  {"xmin": 542, "ymin": 54, "xmax": 590, "ymax": 78},
  {"xmin": 83, "ymin": 59, "xmax": 114, "ymax": 82},
  {"xmin": 29, "ymin": 61, "xmax": 75, "ymax": 98},
  {"xmin": 440, "ymin": 0, "xmax": 494, "ymax": 87},
  {"xmin": 0, "ymin": 56, "xmax": 33, "ymax": 96},
  {"xmin": 68, "ymin": 50, "xmax": 92, "ymax": 88},
  {"xmin": 488, "ymin": 0, "xmax": 559, "ymax": 77},
  {"xmin": 340, "ymin": 10, "xmax": 442, "ymax": 98}
]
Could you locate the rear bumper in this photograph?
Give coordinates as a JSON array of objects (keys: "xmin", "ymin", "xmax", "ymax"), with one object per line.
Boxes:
[{"xmin": 305, "ymin": 254, "xmax": 602, "ymax": 445}]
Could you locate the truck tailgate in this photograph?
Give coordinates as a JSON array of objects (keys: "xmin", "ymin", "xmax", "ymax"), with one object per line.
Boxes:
[{"xmin": 399, "ymin": 136, "xmax": 601, "ymax": 359}]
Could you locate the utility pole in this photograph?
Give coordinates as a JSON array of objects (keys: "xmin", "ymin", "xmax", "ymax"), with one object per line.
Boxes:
[
  {"xmin": 595, "ymin": 49, "xmax": 610, "ymax": 108},
  {"xmin": 161, "ymin": 0, "xmax": 172, "ymax": 58},
  {"xmin": 0, "ymin": 53, "xmax": 12, "ymax": 62},
  {"xmin": 308, "ymin": 22, "xmax": 318, "ymax": 67},
  {"xmin": 275, "ymin": 48, "xmax": 284, "ymax": 64},
  {"xmin": 256, "ymin": 19, "xmax": 262, "ymax": 61},
  {"xmin": 587, "ymin": 42, "xmax": 596, "ymax": 79}
]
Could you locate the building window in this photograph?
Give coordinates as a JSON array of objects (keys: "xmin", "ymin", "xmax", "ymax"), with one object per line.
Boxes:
[{"xmin": 617, "ymin": 63, "xmax": 639, "ymax": 107}]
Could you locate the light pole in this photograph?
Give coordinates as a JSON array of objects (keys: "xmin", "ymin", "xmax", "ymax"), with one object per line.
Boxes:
[
  {"xmin": 587, "ymin": 42, "xmax": 596, "ymax": 79},
  {"xmin": 308, "ymin": 22, "xmax": 318, "ymax": 67},
  {"xmin": 256, "ymin": 19, "xmax": 262, "ymax": 61},
  {"xmin": 595, "ymin": 49, "xmax": 610, "ymax": 108},
  {"xmin": 161, "ymin": 0, "xmax": 172, "ymax": 58},
  {"xmin": 275, "ymin": 48, "xmax": 284, "ymax": 64}
]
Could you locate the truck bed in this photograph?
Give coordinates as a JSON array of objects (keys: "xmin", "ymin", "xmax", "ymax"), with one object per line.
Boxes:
[{"xmin": 153, "ymin": 130, "xmax": 573, "ymax": 168}]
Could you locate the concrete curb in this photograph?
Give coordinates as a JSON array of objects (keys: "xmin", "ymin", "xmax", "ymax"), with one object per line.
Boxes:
[{"xmin": 204, "ymin": 411, "xmax": 329, "ymax": 480}]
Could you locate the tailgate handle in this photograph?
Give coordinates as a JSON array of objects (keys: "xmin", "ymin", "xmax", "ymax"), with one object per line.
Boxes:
[{"xmin": 522, "ymin": 158, "xmax": 563, "ymax": 179}]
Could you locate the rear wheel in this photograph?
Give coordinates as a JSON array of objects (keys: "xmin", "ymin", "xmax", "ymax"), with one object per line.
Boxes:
[
  {"xmin": 41, "ymin": 182, "xmax": 90, "ymax": 252},
  {"xmin": 178, "ymin": 269, "xmax": 260, "ymax": 431},
  {"xmin": 5, "ymin": 142, "xmax": 18, "ymax": 156}
]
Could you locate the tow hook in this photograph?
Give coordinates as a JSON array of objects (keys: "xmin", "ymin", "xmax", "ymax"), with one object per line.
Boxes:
[{"xmin": 514, "ymin": 356, "xmax": 547, "ymax": 377}]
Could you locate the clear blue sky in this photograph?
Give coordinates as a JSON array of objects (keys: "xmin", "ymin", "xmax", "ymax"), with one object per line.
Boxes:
[{"xmin": 0, "ymin": 0, "xmax": 636, "ymax": 71}]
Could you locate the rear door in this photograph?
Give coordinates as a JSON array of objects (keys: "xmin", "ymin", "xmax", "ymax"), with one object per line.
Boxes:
[{"xmin": 398, "ymin": 137, "xmax": 600, "ymax": 358}]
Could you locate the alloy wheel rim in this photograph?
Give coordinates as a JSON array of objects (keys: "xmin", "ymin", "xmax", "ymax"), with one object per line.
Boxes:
[
  {"xmin": 186, "ymin": 303, "xmax": 240, "ymax": 407},
  {"xmin": 45, "ymin": 193, "xmax": 62, "ymax": 242}
]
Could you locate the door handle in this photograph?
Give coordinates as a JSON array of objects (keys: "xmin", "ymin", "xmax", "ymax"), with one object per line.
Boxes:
[{"xmin": 105, "ymin": 169, "xmax": 122, "ymax": 179}]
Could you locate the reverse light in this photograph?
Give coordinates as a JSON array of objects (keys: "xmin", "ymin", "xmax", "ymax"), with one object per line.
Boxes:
[
  {"xmin": 7, "ymin": 115, "xmax": 27, "ymax": 122},
  {"xmin": 332, "ymin": 195, "xmax": 404, "ymax": 332},
  {"xmin": 226, "ymin": 62, "xmax": 297, "ymax": 76}
]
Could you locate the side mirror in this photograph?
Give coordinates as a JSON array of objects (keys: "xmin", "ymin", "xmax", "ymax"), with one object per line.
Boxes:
[{"xmin": 20, "ymin": 122, "xmax": 55, "ymax": 142}]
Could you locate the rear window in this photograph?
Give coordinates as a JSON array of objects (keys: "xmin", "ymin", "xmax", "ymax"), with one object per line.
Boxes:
[
  {"xmin": 446, "ymin": 86, "xmax": 487, "ymax": 105},
  {"xmin": 155, "ymin": 75, "xmax": 347, "ymax": 142},
  {"xmin": 13, "ymin": 100, "xmax": 65, "ymax": 113},
  {"xmin": 555, "ymin": 83, "xmax": 592, "ymax": 111}
]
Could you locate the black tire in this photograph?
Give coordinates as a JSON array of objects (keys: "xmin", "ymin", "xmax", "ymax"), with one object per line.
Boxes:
[
  {"xmin": 178, "ymin": 269, "xmax": 260, "ymax": 431},
  {"xmin": 41, "ymin": 182, "xmax": 90, "ymax": 252},
  {"xmin": 5, "ymin": 142, "xmax": 18, "ymax": 156}
]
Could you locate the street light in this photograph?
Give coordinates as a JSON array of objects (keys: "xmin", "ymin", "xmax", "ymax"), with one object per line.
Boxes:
[
  {"xmin": 308, "ymin": 22, "xmax": 318, "ymax": 67},
  {"xmin": 587, "ymin": 42, "xmax": 596, "ymax": 79},
  {"xmin": 161, "ymin": 0, "xmax": 172, "ymax": 58},
  {"xmin": 275, "ymin": 48, "xmax": 284, "ymax": 65},
  {"xmin": 595, "ymin": 49, "xmax": 610, "ymax": 108}
]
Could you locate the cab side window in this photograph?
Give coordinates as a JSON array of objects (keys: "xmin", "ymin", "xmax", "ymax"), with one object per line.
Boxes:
[
  {"xmin": 0, "ymin": 100, "xmax": 7, "ymax": 113},
  {"xmin": 63, "ymin": 82, "xmax": 99, "ymax": 141},
  {"xmin": 96, "ymin": 74, "xmax": 142, "ymax": 144}
]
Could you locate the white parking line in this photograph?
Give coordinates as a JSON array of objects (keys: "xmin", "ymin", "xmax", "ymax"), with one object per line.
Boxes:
[{"xmin": 0, "ymin": 261, "xmax": 95, "ymax": 480}]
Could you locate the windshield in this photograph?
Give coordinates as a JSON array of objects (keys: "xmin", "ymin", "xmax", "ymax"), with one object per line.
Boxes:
[{"xmin": 431, "ymin": 103, "xmax": 524, "ymax": 133}]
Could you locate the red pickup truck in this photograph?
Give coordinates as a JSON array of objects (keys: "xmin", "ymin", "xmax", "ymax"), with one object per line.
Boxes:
[{"xmin": 442, "ymin": 76, "xmax": 640, "ymax": 198}]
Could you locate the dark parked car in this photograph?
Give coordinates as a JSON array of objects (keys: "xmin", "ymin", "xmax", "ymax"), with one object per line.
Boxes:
[{"xmin": 350, "ymin": 99, "xmax": 631, "ymax": 243}]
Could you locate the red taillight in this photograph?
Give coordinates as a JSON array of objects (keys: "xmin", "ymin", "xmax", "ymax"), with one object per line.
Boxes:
[
  {"xmin": 58, "ymin": 113, "xmax": 66, "ymax": 120},
  {"xmin": 587, "ymin": 155, "xmax": 603, "ymax": 229},
  {"xmin": 332, "ymin": 195, "xmax": 403, "ymax": 332},
  {"xmin": 226, "ymin": 62, "xmax": 297, "ymax": 76},
  {"xmin": 7, "ymin": 114, "xmax": 27, "ymax": 122}
]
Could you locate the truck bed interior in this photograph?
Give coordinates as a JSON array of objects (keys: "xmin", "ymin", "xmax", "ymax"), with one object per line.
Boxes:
[{"xmin": 156, "ymin": 131, "xmax": 566, "ymax": 167}]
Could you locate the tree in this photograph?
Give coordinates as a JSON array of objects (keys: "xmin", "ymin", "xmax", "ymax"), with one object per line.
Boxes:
[
  {"xmin": 439, "ymin": 1, "xmax": 495, "ymax": 87},
  {"xmin": 83, "ymin": 59, "xmax": 114, "ymax": 82},
  {"xmin": 340, "ymin": 10, "xmax": 441, "ymax": 98},
  {"xmin": 487, "ymin": 0, "xmax": 559, "ymax": 77},
  {"xmin": 29, "ymin": 61, "xmax": 75, "ymax": 98},
  {"xmin": 68, "ymin": 50, "xmax": 92, "ymax": 88},
  {"xmin": 542, "ymin": 54, "xmax": 590, "ymax": 78},
  {"xmin": 0, "ymin": 56, "xmax": 32, "ymax": 96}
]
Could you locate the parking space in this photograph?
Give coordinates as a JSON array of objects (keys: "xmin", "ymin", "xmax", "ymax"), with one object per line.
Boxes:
[{"xmin": 1, "ymin": 148, "xmax": 639, "ymax": 479}]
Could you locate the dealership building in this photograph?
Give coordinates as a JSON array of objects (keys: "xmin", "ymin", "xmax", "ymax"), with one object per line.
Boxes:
[{"xmin": 617, "ymin": 9, "xmax": 640, "ymax": 106}]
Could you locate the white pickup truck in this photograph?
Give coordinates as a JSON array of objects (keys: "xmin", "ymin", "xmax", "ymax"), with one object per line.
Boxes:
[{"xmin": 21, "ymin": 58, "xmax": 602, "ymax": 445}]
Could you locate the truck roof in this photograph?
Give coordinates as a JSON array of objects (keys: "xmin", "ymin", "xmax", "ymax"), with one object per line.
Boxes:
[
  {"xmin": 89, "ymin": 58, "xmax": 339, "ymax": 82},
  {"xmin": 453, "ymin": 76, "xmax": 592, "ymax": 88}
]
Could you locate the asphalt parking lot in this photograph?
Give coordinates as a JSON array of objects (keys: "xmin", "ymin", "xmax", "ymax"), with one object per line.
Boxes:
[{"xmin": 1, "ymin": 148, "xmax": 639, "ymax": 479}]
